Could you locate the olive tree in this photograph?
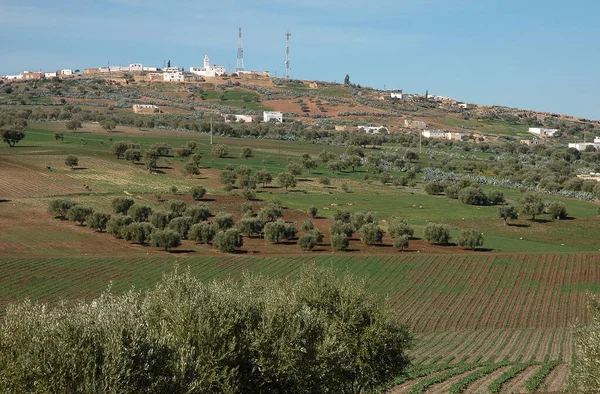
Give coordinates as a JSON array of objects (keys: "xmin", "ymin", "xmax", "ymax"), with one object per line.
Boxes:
[
  {"xmin": 121, "ymin": 222, "xmax": 155, "ymax": 245},
  {"xmin": 190, "ymin": 185, "xmax": 206, "ymax": 201},
  {"xmin": 359, "ymin": 223, "xmax": 384, "ymax": 245},
  {"xmin": 168, "ymin": 217, "xmax": 193, "ymax": 239},
  {"xmin": 387, "ymin": 217, "xmax": 414, "ymax": 238},
  {"xmin": 65, "ymin": 154, "xmax": 78, "ymax": 169},
  {"xmin": 498, "ymin": 205, "xmax": 518, "ymax": 226},
  {"xmin": 237, "ymin": 217, "xmax": 263, "ymax": 237},
  {"xmin": 87, "ymin": 212, "xmax": 111, "ymax": 232},
  {"xmin": 185, "ymin": 204, "xmax": 212, "ymax": 223},
  {"xmin": 547, "ymin": 201, "xmax": 568, "ymax": 220},
  {"xmin": 298, "ymin": 233, "xmax": 318, "ymax": 251},
  {"xmin": 129, "ymin": 205, "xmax": 152, "ymax": 222},
  {"xmin": 189, "ymin": 222, "xmax": 216, "ymax": 244},
  {"xmin": 519, "ymin": 192, "xmax": 545, "ymax": 220},
  {"xmin": 111, "ymin": 197, "xmax": 134, "ymax": 215},
  {"xmin": 106, "ymin": 215, "xmax": 133, "ymax": 238},
  {"xmin": 457, "ymin": 229, "xmax": 484, "ymax": 250},
  {"xmin": 393, "ymin": 235, "xmax": 409, "ymax": 251},
  {"xmin": 150, "ymin": 230, "xmax": 181, "ymax": 251},
  {"xmin": 277, "ymin": 172, "xmax": 297, "ymax": 191},
  {"xmin": 308, "ymin": 206, "xmax": 318, "ymax": 218},
  {"xmin": 213, "ymin": 228, "xmax": 243, "ymax": 253},
  {"xmin": 214, "ymin": 213, "xmax": 235, "ymax": 231},
  {"xmin": 150, "ymin": 211, "xmax": 170, "ymax": 229},
  {"xmin": 165, "ymin": 200, "xmax": 187, "ymax": 218},
  {"xmin": 331, "ymin": 233, "xmax": 349, "ymax": 251},
  {"xmin": 212, "ymin": 144, "xmax": 228, "ymax": 158},
  {"xmin": 255, "ymin": 169, "xmax": 272, "ymax": 187},
  {"xmin": 424, "ymin": 223, "xmax": 451, "ymax": 245},
  {"xmin": 66, "ymin": 205, "xmax": 94, "ymax": 225},
  {"xmin": 48, "ymin": 198, "xmax": 77, "ymax": 219}
]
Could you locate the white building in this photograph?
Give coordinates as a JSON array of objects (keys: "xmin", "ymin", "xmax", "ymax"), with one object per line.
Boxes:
[
  {"xmin": 458, "ymin": 102, "xmax": 476, "ymax": 109},
  {"xmin": 391, "ymin": 91, "xmax": 408, "ymax": 100},
  {"xmin": 568, "ymin": 137, "xmax": 600, "ymax": 151},
  {"xmin": 44, "ymin": 72, "xmax": 57, "ymax": 78},
  {"xmin": 190, "ymin": 55, "xmax": 226, "ymax": 77},
  {"xmin": 422, "ymin": 130, "xmax": 463, "ymax": 141},
  {"xmin": 225, "ymin": 114, "xmax": 253, "ymax": 123},
  {"xmin": 129, "ymin": 64, "xmax": 143, "ymax": 71},
  {"xmin": 4, "ymin": 74, "xmax": 23, "ymax": 80},
  {"xmin": 358, "ymin": 126, "xmax": 389, "ymax": 134},
  {"xmin": 263, "ymin": 111, "xmax": 283, "ymax": 123},
  {"xmin": 143, "ymin": 66, "xmax": 158, "ymax": 72},
  {"xmin": 529, "ymin": 127, "xmax": 559, "ymax": 137},
  {"xmin": 60, "ymin": 69, "xmax": 73, "ymax": 75},
  {"xmin": 163, "ymin": 71, "xmax": 185, "ymax": 82}
]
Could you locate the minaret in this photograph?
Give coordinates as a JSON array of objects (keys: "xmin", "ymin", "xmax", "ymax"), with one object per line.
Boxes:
[{"xmin": 204, "ymin": 55, "xmax": 210, "ymax": 70}]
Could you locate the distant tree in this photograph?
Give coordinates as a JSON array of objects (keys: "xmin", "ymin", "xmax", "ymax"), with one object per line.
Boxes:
[
  {"xmin": 124, "ymin": 149, "xmax": 142, "ymax": 163},
  {"xmin": 547, "ymin": 201, "xmax": 568, "ymax": 220},
  {"xmin": 167, "ymin": 60, "xmax": 171, "ymax": 68},
  {"xmin": 189, "ymin": 222, "xmax": 217, "ymax": 244},
  {"xmin": 424, "ymin": 223, "xmax": 451, "ymax": 245},
  {"xmin": 424, "ymin": 181, "xmax": 445, "ymax": 196},
  {"xmin": 185, "ymin": 204, "xmax": 212, "ymax": 223},
  {"xmin": 65, "ymin": 154, "xmax": 78, "ymax": 169},
  {"xmin": 405, "ymin": 150, "xmax": 419, "ymax": 163},
  {"xmin": 214, "ymin": 212, "xmax": 235, "ymax": 231},
  {"xmin": 393, "ymin": 235, "xmax": 409, "ymax": 251},
  {"xmin": 519, "ymin": 192, "xmax": 545, "ymax": 220},
  {"xmin": 144, "ymin": 151, "xmax": 158, "ymax": 173},
  {"xmin": 190, "ymin": 186, "xmax": 206, "ymax": 201},
  {"xmin": 106, "ymin": 214, "xmax": 133, "ymax": 238},
  {"xmin": 212, "ymin": 144, "xmax": 228, "ymax": 158},
  {"xmin": 236, "ymin": 217, "xmax": 263, "ymax": 237},
  {"xmin": 65, "ymin": 120, "xmax": 82, "ymax": 132},
  {"xmin": 213, "ymin": 229, "xmax": 243, "ymax": 253},
  {"xmin": 1, "ymin": 129, "xmax": 25, "ymax": 147},
  {"xmin": 129, "ymin": 205, "xmax": 152, "ymax": 222},
  {"xmin": 277, "ymin": 172, "xmax": 297, "ymax": 191},
  {"xmin": 331, "ymin": 233, "xmax": 349, "ymax": 251},
  {"xmin": 53, "ymin": 132, "xmax": 64, "ymax": 141},
  {"xmin": 111, "ymin": 197, "xmax": 134, "ymax": 215},
  {"xmin": 184, "ymin": 161, "xmax": 200, "ymax": 176},
  {"xmin": 186, "ymin": 141, "xmax": 197, "ymax": 151},
  {"xmin": 240, "ymin": 146, "xmax": 253, "ymax": 159},
  {"xmin": 166, "ymin": 200, "xmax": 187, "ymax": 218},
  {"xmin": 308, "ymin": 206, "xmax": 318, "ymax": 218},
  {"xmin": 286, "ymin": 163, "xmax": 303, "ymax": 176},
  {"xmin": 66, "ymin": 205, "xmax": 94, "ymax": 226},
  {"xmin": 298, "ymin": 233, "xmax": 318, "ymax": 251},
  {"xmin": 168, "ymin": 217, "xmax": 193, "ymax": 239},
  {"xmin": 344, "ymin": 74, "xmax": 350, "ymax": 85},
  {"xmin": 255, "ymin": 169, "xmax": 272, "ymax": 187},
  {"xmin": 134, "ymin": 118, "xmax": 144, "ymax": 130},
  {"xmin": 87, "ymin": 212, "xmax": 111, "ymax": 232},
  {"xmin": 301, "ymin": 219, "xmax": 314, "ymax": 233},
  {"xmin": 351, "ymin": 212, "xmax": 376, "ymax": 231},
  {"xmin": 459, "ymin": 187, "xmax": 489, "ymax": 206},
  {"xmin": 497, "ymin": 205, "xmax": 518, "ymax": 226},
  {"xmin": 110, "ymin": 141, "xmax": 134, "ymax": 159},
  {"xmin": 150, "ymin": 211, "xmax": 170, "ymax": 230},
  {"xmin": 257, "ymin": 203, "xmax": 284, "ymax": 223},
  {"xmin": 264, "ymin": 221, "xmax": 287, "ymax": 244},
  {"xmin": 457, "ymin": 229, "xmax": 484, "ymax": 250},
  {"xmin": 122, "ymin": 222, "xmax": 155, "ymax": 245},
  {"xmin": 388, "ymin": 217, "xmax": 414, "ymax": 238},
  {"xmin": 330, "ymin": 220, "xmax": 355, "ymax": 238},
  {"xmin": 333, "ymin": 210, "xmax": 352, "ymax": 224},
  {"xmin": 100, "ymin": 119, "xmax": 117, "ymax": 132},
  {"xmin": 359, "ymin": 223, "xmax": 384, "ymax": 245},
  {"xmin": 47, "ymin": 198, "xmax": 77, "ymax": 219},
  {"xmin": 486, "ymin": 190, "xmax": 505, "ymax": 205},
  {"xmin": 150, "ymin": 142, "xmax": 170, "ymax": 157},
  {"xmin": 150, "ymin": 230, "xmax": 181, "ymax": 251}
]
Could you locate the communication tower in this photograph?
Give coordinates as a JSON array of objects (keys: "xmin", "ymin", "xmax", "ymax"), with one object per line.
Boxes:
[
  {"xmin": 285, "ymin": 31, "xmax": 291, "ymax": 79},
  {"xmin": 236, "ymin": 28, "xmax": 244, "ymax": 72}
]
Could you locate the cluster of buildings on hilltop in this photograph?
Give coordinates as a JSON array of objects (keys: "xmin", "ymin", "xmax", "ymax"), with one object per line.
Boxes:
[{"xmin": 2, "ymin": 69, "xmax": 74, "ymax": 81}]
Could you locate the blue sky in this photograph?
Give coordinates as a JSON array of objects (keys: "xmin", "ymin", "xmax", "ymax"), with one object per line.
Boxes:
[{"xmin": 2, "ymin": 0, "xmax": 599, "ymax": 119}]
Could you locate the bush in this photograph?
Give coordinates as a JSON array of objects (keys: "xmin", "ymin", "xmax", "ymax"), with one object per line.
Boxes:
[
  {"xmin": 64, "ymin": 154, "xmax": 78, "ymax": 168},
  {"xmin": 424, "ymin": 181, "xmax": 445, "ymax": 195},
  {"xmin": 298, "ymin": 233, "xmax": 318, "ymax": 251},
  {"xmin": 341, "ymin": 183, "xmax": 351, "ymax": 193},
  {"xmin": 212, "ymin": 144, "xmax": 228, "ymax": 158},
  {"xmin": 185, "ymin": 204, "xmax": 211, "ymax": 223},
  {"xmin": 150, "ymin": 230, "xmax": 181, "ymax": 251},
  {"xmin": 547, "ymin": 201, "xmax": 568, "ymax": 220},
  {"xmin": 241, "ymin": 188, "xmax": 256, "ymax": 200},
  {"xmin": 0, "ymin": 267, "xmax": 412, "ymax": 393},
  {"xmin": 129, "ymin": 205, "xmax": 152, "ymax": 222},
  {"xmin": 213, "ymin": 229, "xmax": 243, "ymax": 253},
  {"xmin": 393, "ymin": 235, "xmax": 409, "ymax": 251},
  {"xmin": 121, "ymin": 222, "xmax": 155, "ymax": 245},
  {"xmin": 331, "ymin": 233, "xmax": 349, "ymax": 251},
  {"xmin": 444, "ymin": 183, "xmax": 460, "ymax": 199},
  {"xmin": 48, "ymin": 198, "xmax": 77, "ymax": 219},
  {"xmin": 189, "ymin": 222, "xmax": 216, "ymax": 244},
  {"xmin": 166, "ymin": 200, "xmax": 187, "ymax": 218},
  {"xmin": 457, "ymin": 229, "xmax": 484, "ymax": 250},
  {"xmin": 184, "ymin": 161, "xmax": 200, "ymax": 175},
  {"xmin": 387, "ymin": 217, "xmax": 414, "ymax": 238},
  {"xmin": 106, "ymin": 215, "xmax": 133, "ymax": 238},
  {"xmin": 308, "ymin": 206, "xmax": 318, "ymax": 218},
  {"xmin": 66, "ymin": 205, "xmax": 94, "ymax": 225},
  {"xmin": 150, "ymin": 211, "xmax": 170, "ymax": 229},
  {"xmin": 214, "ymin": 213, "xmax": 235, "ymax": 231},
  {"xmin": 359, "ymin": 223, "xmax": 384, "ymax": 245},
  {"xmin": 241, "ymin": 202, "xmax": 254, "ymax": 216},
  {"xmin": 330, "ymin": 220, "xmax": 355, "ymax": 237},
  {"xmin": 168, "ymin": 217, "xmax": 193, "ymax": 239},
  {"xmin": 319, "ymin": 176, "xmax": 331, "ymax": 185},
  {"xmin": 87, "ymin": 212, "xmax": 111, "ymax": 232},
  {"xmin": 302, "ymin": 219, "xmax": 314, "ymax": 232},
  {"xmin": 111, "ymin": 197, "xmax": 134, "ymax": 215},
  {"xmin": 424, "ymin": 223, "xmax": 451, "ymax": 245},
  {"xmin": 458, "ymin": 187, "xmax": 489, "ymax": 206}
]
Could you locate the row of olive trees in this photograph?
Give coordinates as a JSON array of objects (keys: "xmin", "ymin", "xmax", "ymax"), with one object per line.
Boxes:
[{"xmin": 0, "ymin": 266, "xmax": 413, "ymax": 393}]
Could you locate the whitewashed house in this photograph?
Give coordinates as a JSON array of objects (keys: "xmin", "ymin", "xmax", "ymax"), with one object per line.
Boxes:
[
  {"xmin": 163, "ymin": 71, "xmax": 185, "ymax": 82},
  {"xmin": 358, "ymin": 126, "xmax": 388, "ymax": 134},
  {"xmin": 529, "ymin": 127, "xmax": 558, "ymax": 137},
  {"xmin": 263, "ymin": 111, "xmax": 283, "ymax": 123}
]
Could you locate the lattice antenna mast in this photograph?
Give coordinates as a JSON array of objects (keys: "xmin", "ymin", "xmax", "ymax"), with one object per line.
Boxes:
[
  {"xmin": 285, "ymin": 31, "xmax": 291, "ymax": 79},
  {"xmin": 236, "ymin": 27, "xmax": 244, "ymax": 72}
]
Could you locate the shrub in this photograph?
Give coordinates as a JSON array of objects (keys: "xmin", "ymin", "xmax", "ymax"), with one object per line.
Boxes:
[
  {"xmin": 129, "ymin": 205, "xmax": 152, "ymax": 222},
  {"xmin": 319, "ymin": 176, "xmax": 331, "ymax": 185},
  {"xmin": 424, "ymin": 181, "xmax": 445, "ymax": 195},
  {"xmin": 424, "ymin": 223, "xmax": 451, "ymax": 245},
  {"xmin": 444, "ymin": 183, "xmax": 460, "ymax": 199},
  {"xmin": 457, "ymin": 229, "xmax": 484, "ymax": 250},
  {"xmin": 241, "ymin": 202, "xmax": 254, "ymax": 216},
  {"xmin": 240, "ymin": 146, "xmax": 253, "ymax": 159},
  {"xmin": 241, "ymin": 188, "xmax": 256, "ymax": 200},
  {"xmin": 48, "ymin": 198, "xmax": 77, "ymax": 219},
  {"xmin": 308, "ymin": 206, "xmax": 318, "ymax": 218},
  {"xmin": 547, "ymin": 201, "xmax": 568, "ymax": 220},
  {"xmin": 309, "ymin": 229, "xmax": 324, "ymax": 243},
  {"xmin": 214, "ymin": 213, "xmax": 235, "ymax": 231},
  {"xmin": 458, "ymin": 187, "xmax": 489, "ymax": 206},
  {"xmin": 124, "ymin": 148, "xmax": 142, "ymax": 163},
  {"xmin": 359, "ymin": 223, "xmax": 384, "ymax": 245},
  {"xmin": 237, "ymin": 175, "xmax": 257, "ymax": 190},
  {"xmin": 66, "ymin": 205, "xmax": 94, "ymax": 225},
  {"xmin": 302, "ymin": 219, "xmax": 314, "ymax": 232},
  {"xmin": 213, "ymin": 229, "xmax": 243, "ymax": 253},
  {"xmin": 150, "ymin": 211, "xmax": 170, "ymax": 229},
  {"xmin": 106, "ymin": 215, "xmax": 133, "ymax": 238},
  {"xmin": 387, "ymin": 217, "xmax": 414, "ymax": 238},
  {"xmin": 111, "ymin": 197, "xmax": 134, "ymax": 215},
  {"xmin": 64, "ymin": 154, "xmax": 78, "ymax": 169},
  {"xmin": 298, "ymin": 233, "xmax": 318, "ymax": 251},
  {"xmin": 212, "ymin": 144, "xmax": 228, "ymax": 158},
  {"xmin": 393, "ymin": 235, "xmax": 409, "ymax": 251},
  {"xmin": 168, "ymin": 217, "xmax": 193, "ymax": 239},
  {"xmin": 341, "ymin": 183, "xmax": 351, "ymax": 193},
  {"xmin": 87, "ymin": 212, "xmax": 111, "ymax": 232},
  {"xmin": 283, "ymin": 222, "xmax": 298, "ymax": 240},
  {"xmin": 121, "ymin": 222, "xmax": 155, "ymax": 245},
  {"xmin": 185, "ymin": 204, "xmax": 212, "ymax": 223},
  {"xmin": 189, "ymin": 222, "xmax": 216, "ymax": 244},
  {"xmin": 184, "ymin": 162, "xmax": 200, "ymax": 175},
  {"xmin": 331, "ymin": 233, "xmax": 349, "ymax": 251},
  {"xmin": 286, "ymin": 163, "xmax": 303, "ymax": 176},
  {"xmin": 150, "ymin": 230, "xmax": 181, "ymax": 251}
]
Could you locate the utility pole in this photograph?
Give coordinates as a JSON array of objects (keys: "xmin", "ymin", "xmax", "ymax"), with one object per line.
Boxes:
[
  {"xmin": 419, "ymin": 132, "xmax": 422, "ymax": 154},
  {"xmin": 210, "ymin": 114, "xmax": 213, "ymax": 145},
  {"xmin": 285, "ymin": 31, "xmax": 291, "ymax": 80}
]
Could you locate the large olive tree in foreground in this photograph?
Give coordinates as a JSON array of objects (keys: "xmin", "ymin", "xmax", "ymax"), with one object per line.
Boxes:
[{"xmin": 0, "ymin": 266, "xmax": 412, "ymax": 394}]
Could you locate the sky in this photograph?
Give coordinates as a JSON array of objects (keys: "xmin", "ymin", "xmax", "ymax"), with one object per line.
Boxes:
[{"xmin": 1, "ymin": 0, "xmax": 599, "ymax": 119}]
